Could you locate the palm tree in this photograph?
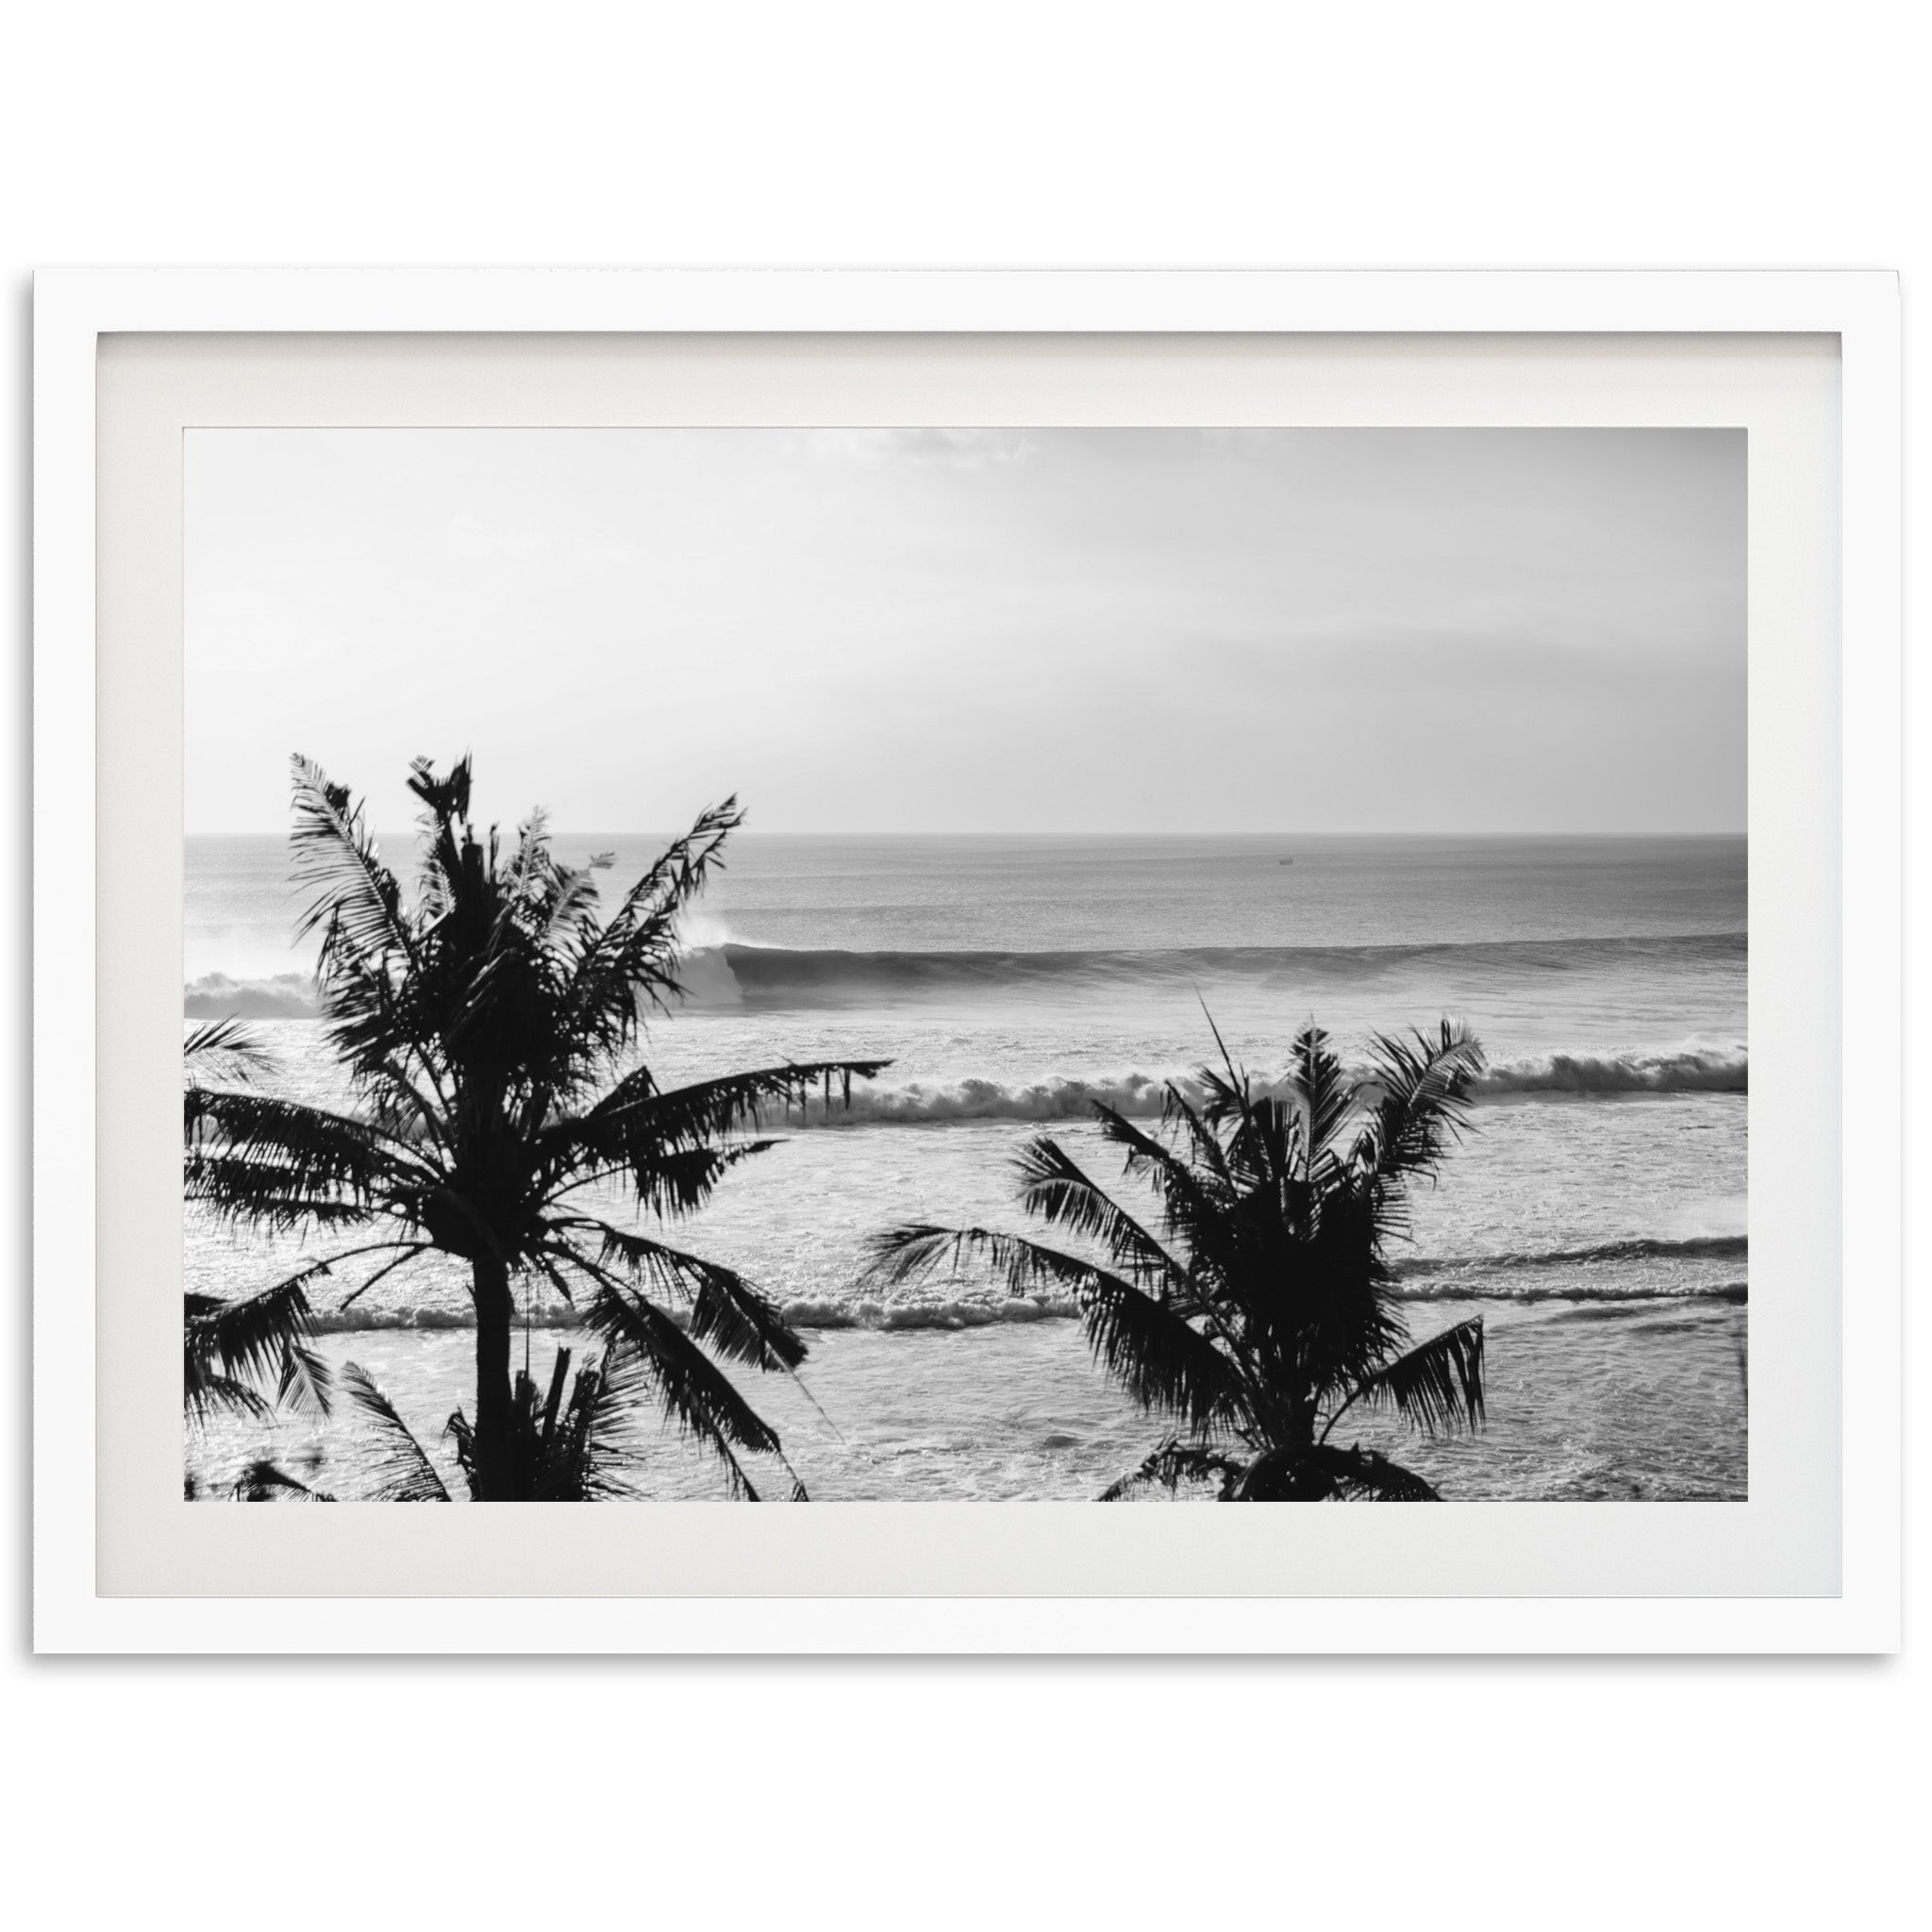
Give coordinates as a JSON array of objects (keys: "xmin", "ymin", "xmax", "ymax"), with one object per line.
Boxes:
[
  {"xmin": 868, "ymin": 1020, "xmax": 1489, "ymax": 1500},
  {"xmin": 330, "ymin": 1348, "xmax": 652, "ymax": 1502},
  {"xmin": 183, "ymin": 1019, "xmax": 334, "ymax": 1434},
  {"xmin": 184, "ymin": 754, "xmax": 888, "ymax": 1500},
  {"xmin": 187, "ymin": 1022, "xmax": 641, "ymax": 1507}
]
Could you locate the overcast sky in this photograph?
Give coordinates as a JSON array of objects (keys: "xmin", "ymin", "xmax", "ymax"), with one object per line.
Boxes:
[{"xmin": 185, "ymin": 426, "xmax": 1745, "ymax": 836}]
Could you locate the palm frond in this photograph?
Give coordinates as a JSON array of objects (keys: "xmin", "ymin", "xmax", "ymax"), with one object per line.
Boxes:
[
  {"xmin": 184, "ymin": 1265, "xmax": 333, "ymax": 1421},
  {"xmin": 553, "ymin": 1141, "xmax": 779, "ymax": 1223},
  {"xmin": 1286, "ymin": 1024, "xmax": 1357, "ymax": 1180},
  {"xmin": 1091, "ymin": 1102, "xmax": 1242, "ymax": 1258},
  {"xmin": 579, "ymin": 1057, "xmax": 891, "ymax": 1141},
  {"xmin": 183, "ymin": 1017, "xmax": 275, "ymax": 1083},
  {"xmin": 865, "ymin": 1224, "xmax": 1244, "ymax": 1432},
  {"xmin": 606, "ymin": 796, "xmax": 741, "ymax": 934},
  {"xmin": 332, "ymin": 1241, "xmax": 436, "ymax": 1313},
  {"xmin": 1324, "ymin": 1315, "xmax": 1486, "ymax": 1441},
  {"xmin": 275, "ymin": 1339, "xmax": 333, "ymax": 1419},
  {"xmin": 289, "ymin": 753, "xmax": 418, "ymax": 977},
  {"xmin": 1099, "ymin": 1438, "xmax": 1246, "ymax": 1501},
  {"xmin": 230, "ymin": 1459, "xmax": 335, "ymax": 1502},
  {"xmin": 341, "ymin": 1362, "xmax": 453, "ymax": 1500},
  {"xmin": 406, "ymin": 750, "xmax": 473, "ymax": 829},
  {"xmin": 568, "ymin": 1219, "xmax": 808, "ymax": 1371},
  {"xmin": 569, "ymin": 1255, "xmax": 792, "ymax": 1498},
  {"xmin": 555, "ymin": 1344, "xmax": 656, "ymax": 1500},
  {"xmin": 548, "ymin": 1059, "xmax": 889, "ymax": 1197},
  {"xmin": 1313, "ymin": 1445, "xmax": 1443, "ymax": 1501},
  {"xmin": 1230, "ymin": 1441, "xmax": 1442, "ymax": 1501},
  {"xmin": 1156, "ymin": 1084, "xmax": 1240, "ymax": 1194},
  {"xmin": 185, "ymin": 1088, "xmax": 429, "ymax": 1229},
  {"xmin": 187, "ymin": 1374, "xmax": 275, "ymax": 1424},
  {"xmin": 182, "ymin": 1164, "xmax": 389, "ymax": 1237},
  {"xmin": 552, "ymin": 798, "xmax": 746, "ymax": 1049},
  {"xmin": 1010, "ymin": 1136, "xmax": 1184, "ymax": 1291},
  {"xmin": 1088, "ymin": 1102, "xmax": 1263, "ymax": 1311},
  {"xmin": 1354, "ymin": 1020, "xmax": 1486, "ymax": 1209},
  {"xmin": 1191, "ymin": 1009, "xmax": 1276, "ymax": 1190}
]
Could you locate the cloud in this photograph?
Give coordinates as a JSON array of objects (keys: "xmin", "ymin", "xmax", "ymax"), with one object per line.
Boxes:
[{"xmin": 188, "ymin": 425, "xmax": 1744, "ymax": 835}]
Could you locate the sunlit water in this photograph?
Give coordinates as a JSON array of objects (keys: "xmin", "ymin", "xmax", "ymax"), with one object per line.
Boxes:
[{"xmin": 186, "ymin": 833, "xmax": 1748, "ymax": 1502}]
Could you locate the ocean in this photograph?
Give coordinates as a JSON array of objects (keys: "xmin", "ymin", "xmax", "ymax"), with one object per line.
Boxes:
[{"xmin": 184, "ymin": 832, "xmax": 1748, "ymax": 1501}]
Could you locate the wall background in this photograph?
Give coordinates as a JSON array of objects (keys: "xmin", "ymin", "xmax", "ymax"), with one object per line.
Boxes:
[{"xmin": 4, "ymin": 5, "xmax": 1920, "ymax": 1924}]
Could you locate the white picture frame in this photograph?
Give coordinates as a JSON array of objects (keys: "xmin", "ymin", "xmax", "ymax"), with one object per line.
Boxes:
[{"xmin": 33, "ymin": 269, "xmax": 1901, "ymax": 1653}]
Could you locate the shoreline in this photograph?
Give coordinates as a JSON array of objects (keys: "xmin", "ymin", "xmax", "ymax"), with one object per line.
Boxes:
[
  {"xmin": 187, "ymin": 1305, "xmax": 1751, "ymax": 1505},
  {"xmin": 295, "ymin": 1276, "xmax": 1751, "ymax": 1336}
]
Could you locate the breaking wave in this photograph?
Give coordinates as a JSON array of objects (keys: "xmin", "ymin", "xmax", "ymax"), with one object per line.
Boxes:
[
  {"xmin": 178, "ymin": 998, "xmax": 1744, "ymax": 1119},
  {"xmin": 305, "ymin": 1270, "xmax": 1746, "ymax": 1336},
  {"xmin": 1393, "ymin": 1233, "xmax": 1747, "ymax": 1274},
  {"xmin": 1394, "ymin": 1280, "xmax": 1747, "ymax": 1306},
  {"xmin": 1476, "ymin": 1045, "xmax": 1746, "ymax": 1095},
  {"xmin": 176, "ymin": 935, "xmax": 1740, "ymax": 1017},
  {"xmin": 185, "ymin": 972, "xmax": 318, "ymax": 1019},
  {"xmin": 762, "ymin": 1047, "xmax": 1745, "ymax": 1124},
  {"xmin": 778, "ymin": 1274, "xmax": 1748, "ymax": 1324},
  {"xmin": 182, "ymin": 929, "xmax": 1744, "ymax": 1036},
  {"xmin": 685, "ymin": 932, "xmax": 1745, "ymax": 1008},
  {"xmin": 303, "ymin": 1294, "xmax": 1085, "ymax": 1337}
]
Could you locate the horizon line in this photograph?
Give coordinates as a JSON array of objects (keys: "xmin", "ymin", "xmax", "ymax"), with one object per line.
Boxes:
[{"xmin": 185, "ymin": 825, "xmax": 1749, "ymax": 841}]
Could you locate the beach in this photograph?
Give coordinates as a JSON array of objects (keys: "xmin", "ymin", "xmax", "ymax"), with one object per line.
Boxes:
[{"xmin": 185, "ymin": 830, "xmax": 1748, "ymax": 1502}]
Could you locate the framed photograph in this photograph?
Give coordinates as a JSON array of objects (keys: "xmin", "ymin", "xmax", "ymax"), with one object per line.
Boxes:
[{"xmin": 33, "ymin": 270, "xmax": 1899, "ymax": 1652}]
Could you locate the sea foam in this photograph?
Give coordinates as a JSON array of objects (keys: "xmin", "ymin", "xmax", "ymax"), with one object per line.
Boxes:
[
  {"xmin": 720, "ymin": 1047, "xmax": 1746, "ymax": 1124},
  {"xmin": 301, "ymin": 1274, "xmax": 1747, "ymax": 1335}
]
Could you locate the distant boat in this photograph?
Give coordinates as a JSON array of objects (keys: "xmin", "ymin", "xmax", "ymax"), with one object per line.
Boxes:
[
  {"xmin": 588, "ymin": 850, "xmax": 616, "ymax": 870},
  {"xmin": 1277, "ymin": 858, "xmax": 1295, "ymax": 865}
]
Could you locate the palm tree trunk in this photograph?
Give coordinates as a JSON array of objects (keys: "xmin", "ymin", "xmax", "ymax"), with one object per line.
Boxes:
[{"xmin": 470, "ymin": 1253, "xmax": 518, "ymax": 1500}]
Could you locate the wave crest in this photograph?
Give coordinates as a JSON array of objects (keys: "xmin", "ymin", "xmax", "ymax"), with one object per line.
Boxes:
[
  {"xmin": 685, "ymin": 933, "xmax": 1745, "ymax": 1008},
  {"xmin": 305, "ymin": 1275, "xmax": 1744, "ymax": 1335},
  {"xmin": 772, "ymin": 1049, "xmax": 1746, "ymax": 1124},
  {"xmin": 1397, "ymin": 1233, "xmax": 1747, "ymax": 1271},
  {"xmin": 185, "ymin": 972, "xmax": 318, "ymax": 1019},
  {"xmin": 1477, "ymin": 1045, "xmax": 1746, "ymax": 1095}
]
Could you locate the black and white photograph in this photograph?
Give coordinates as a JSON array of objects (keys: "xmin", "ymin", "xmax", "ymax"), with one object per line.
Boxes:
[
  {"xmin": 180, "ymin": 424, "xmax": 1748, "ymax": 1505},
  {"xmin": 12, "ymin": 7, "xmax": 1920, "ymax": 1922}
]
